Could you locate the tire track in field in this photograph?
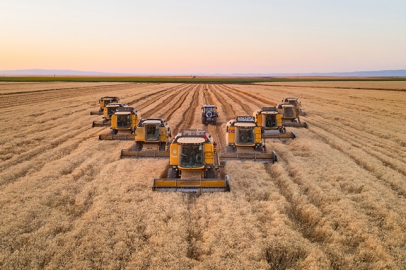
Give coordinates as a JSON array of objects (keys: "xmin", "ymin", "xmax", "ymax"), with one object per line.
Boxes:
[
  {"xmin": 203, "ymin": 87, "xmax": 226, "ymax": 151},
  {"xmin": 173, "ymin": 85, "xmax": 200, "ymax": 135},
  {"xmin": 0, "ymin": 85, "xmax": 182, "ymax": 170},
  {"xmin": 214, "ymin": 85, "xmax": 357, "ymax": 267},
  {"xmin": 222, "ymin": 84, "xmax": 401, "ymax": 267},
  {"xmin": 216, "ymin": 85, "xmax": 253, "ymax": 114},
  {"xmin": 307, "ymin": 119, "xmax": 406, "ymax": 196},
  {"xmin": 308, "ymin": 117, "xmax": 406, "ymax": 176},
  {"xmin": 141, "ymin": 84, "xmax": 190, "ymax": 118},
  {"xmin": 125, "ymin": 84, "xmax": 183, "ymax": 107},
  {"xmin": 1, "ymin": 83, "xmax": 146, "ymax": 108},
  {"xmin": 0, "ymin": 126, "xmax": 103, "ymax": 186},
  {"xmin": 222, "ymin": 84, "xmax": 278, "ymax": 106},
  {"xmin": 158, "ymin": 85, "xmax": 194, "ymax": 121}
]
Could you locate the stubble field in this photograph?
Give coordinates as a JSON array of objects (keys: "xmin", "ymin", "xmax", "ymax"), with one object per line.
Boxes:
[{"xmin": 1, "ymin": 81, "xmax": 405, "ymax": 269}]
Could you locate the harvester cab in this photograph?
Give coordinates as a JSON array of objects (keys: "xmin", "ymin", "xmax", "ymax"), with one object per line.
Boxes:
[
  {"xmin": 90, "ymin": 96, "xmax": 120, "ymax": 115},
  {"xmin": 253, "ymin": 107, "xmax": 296, "ymax": 139},
  {"xmin": 98, "ymin": 107, "xmax": 140, "ymax": 140},
  {"xmin": 220, "ymin": 116, "xmax": 277, "ymax": 165},
  {"xmin": 120, "ymin": 118, "xmax": 171, "ymax": 158},
  {"xmin": 92, "ymin": 103, "xmax": 126, "ymax": 127},
  {"xmin": 152, "ymin": 129, "xmax": 230, "ymax": 192},
  {"xmin": 201, "ymin": 105, "xmax": 218, "ymax": 125},
  {"xmin": 277, "ymin": 103, "xmax": 308, "ymax": 128}
]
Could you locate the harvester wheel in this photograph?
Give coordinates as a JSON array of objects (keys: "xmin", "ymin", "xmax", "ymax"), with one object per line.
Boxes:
[
  {"xmin": 112, "ymin": 129, "xmax": 118, "ymax": 135},
  {"xmin": 271, "ymin": 151, "xmax": 278, "ymax": 163},
  {"xmin": 168, "ymin": 168, "xmax": 178, "ymax": 179},
  {"xmin": 134, "ymin": 142, "xmax": 143, "ymax": 151},
  {"xmin": 205, "ymin": 168, "xmax": 216, "ymax": 178}
]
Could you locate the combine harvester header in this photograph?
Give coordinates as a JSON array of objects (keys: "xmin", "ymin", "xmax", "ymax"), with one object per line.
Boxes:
[
  {"xmin": 220, "ymin": 116, "xmax": 277, "ymax": 165},
  {"xmin": 153, "ymin": 129, "xmax": 230, "ymax": 192},
  {"xmin": 254, "ymin": 107, "xmax": 296, "ymax": 139}
]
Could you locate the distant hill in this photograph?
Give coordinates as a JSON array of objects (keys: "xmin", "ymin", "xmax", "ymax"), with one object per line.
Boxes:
[{"xmin": 1, "ymin": 69, "xmax": 405, "ymax": 77}]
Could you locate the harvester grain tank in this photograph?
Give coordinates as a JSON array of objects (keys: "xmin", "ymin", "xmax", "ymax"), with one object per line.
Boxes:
[
  {"xmin": 120, "ymin": 118, "xmax": 171, "ymax": 158},
  {"xmin": 220, "ymin": 116, "xmax": 277, "ymax": 165},
  {"xmin": 92, "ymin": 103, "xmax": 126, "ymax": 127},
  {"xmin": 152, "ymin": 129, "xmax": 230, "ymax": 192},
  {"xmin": 98, "ymin": 107, "xmax": 139, "ymax": 140},
  {"xmin": 201, "ymin": 105, "xmax": 218, "ymax": 125},
  {"xmin": 90, "ymin": 96, "xmax": 120, "ymax": 115},
  {"xmin": 253, "ymin": 107, "xmax": 296, "ymax": 139}
]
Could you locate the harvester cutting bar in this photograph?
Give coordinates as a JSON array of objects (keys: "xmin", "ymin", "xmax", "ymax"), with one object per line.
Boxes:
[
  {"xmin": 263, "ymin": 130, "xmax": 296, "ymax": 139},
  {"xmin": 120, "ymin": 149, "xmax": 170, "ymax": 159},
  {"xmin": 92, "ymin": 120, "xmax": 110, "ymax": 127},
  {"xmin": 99, "ymin": 134, "xmax": 135, "ymax": 140},
  {"xmin": 152, "ymin": 176, "xmax": 230, "ymax": 192},
  {"xmin": 220, "ymin": 151, "xmax": 277, "ymax": 165},
  {"xmin": 283, "ymin": 122, "xmax": 308, "ymax": 128},
  {"xmin": 90, "ymin": 111, "xmax": 103, "ymax": 115}
]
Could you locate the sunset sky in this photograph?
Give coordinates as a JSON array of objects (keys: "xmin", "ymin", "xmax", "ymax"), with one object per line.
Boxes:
[{"xmin": 1, "ymin": 0, "xmax": 405, "ymax": 74}]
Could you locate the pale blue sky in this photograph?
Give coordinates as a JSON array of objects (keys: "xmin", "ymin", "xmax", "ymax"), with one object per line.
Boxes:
[{"xmin": 1, "ymin": 0, "xmax": 405, "ymax": 73}]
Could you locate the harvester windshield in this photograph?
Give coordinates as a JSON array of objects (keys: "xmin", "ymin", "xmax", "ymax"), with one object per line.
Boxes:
[
  {"xmin": 236, "ymin": 128, "xmax": 255, "ymax": 145},
  {"xmin": 145, "ymin": 124, "xmax": 160, "ymax": 141},
  {"xmin": 107, "ymin": 107, "xmax": 118, "ymax": 118},
  {"xmin": 265, "ymin": 114, "xmax": 277, "ymax": 128},
  {"xmin": 117, "ymin": 115, "xmax": 131, "ymax": 128},
  {"xmin": 283, "ymin": 106, "xmax": 294, "ymax": 118},
  {"xmin": 180, "ymin": 144, "xmax": 204, "ymax": 168}
]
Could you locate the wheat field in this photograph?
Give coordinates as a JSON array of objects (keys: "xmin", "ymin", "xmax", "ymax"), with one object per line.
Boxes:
[{"xmin": 1, "ymin": 81, "xmax": 405, "ymax": 269}]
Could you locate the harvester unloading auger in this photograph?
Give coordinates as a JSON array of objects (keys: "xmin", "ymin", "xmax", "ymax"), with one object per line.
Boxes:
[
  {"xmin": 220, "ymin": 116, "xmax": 277, "ymax": 165},
  {"xmin": 92, "ymin": 103, "xmax": 126, "ymax": 127},
  {"xmin": 152, "ymin": 129, "xmax": 230, "ymax": 192},
  {"xmin": 98, "ymin": 107, "xmax": 139, "ymax": 140},
  {"xmin": 253, "ymin": 107, "xmax": 296, "ymax": 139},
  {"xmin": 90, "ymin": 96, "xmax": 120, "ymax": 115},
  {"xmin": 120, "ymin": 118, "xmax": 172, "ymax": 159}
]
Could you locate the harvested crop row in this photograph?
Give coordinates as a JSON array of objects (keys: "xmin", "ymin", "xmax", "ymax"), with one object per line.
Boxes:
[
  {"xmin": 141, "ymin": 84, "xmax": 190, "ymax": 118},
  {"xmin": 212, "ymin": 86, "xmax": 398, "ymax": 268},
  {"xmin": 0, "ymin": 84, "xmax": 178, "ymax": 165}
]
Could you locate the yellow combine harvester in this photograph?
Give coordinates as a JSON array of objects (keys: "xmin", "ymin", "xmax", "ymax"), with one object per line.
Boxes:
[
  {"xmin": 90, "ymin": 96, "xmax": 120, "ymax": 115},
  {"xmin": 277, "ymin": 103, "xmax": 308, "ymax": 128},
  {"xmin": 220, "ymin": 116, "xmax": 277, "ymax": 165},
  {"xmin": 120, "ymin": 118, "xmax": 171, "ymax": 158},
  {"xmin": 152, "ymin": 129, "xmax": 230, "ymax": 192},
  {"xmin": 283, "ymin": 97, "xmax": 307, "ymax": 116},
  {"xmin": 253, "ymin": 107, "xmax": 296, "ymax": 139},
  {"xmin": 99, "ymin": 107, "xmax": 139, "ymax": 140},
  {"xmin": 92, "ymin": 103, "xmax": 126, "ymax": 127}
]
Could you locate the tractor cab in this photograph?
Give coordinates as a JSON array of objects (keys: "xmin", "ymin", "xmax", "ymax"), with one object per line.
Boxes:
[{"xmin": 201, "ymin": 105, "xmax": 218, "ymax": 125}]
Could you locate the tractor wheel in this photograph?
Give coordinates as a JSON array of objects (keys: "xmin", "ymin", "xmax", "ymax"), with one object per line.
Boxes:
[
  {"xmin": 168, "ymin": 168, "xmax": 178, "ymax": 178},
  {"xmin": 213, "ymin": 117, "xmax": 217, "ymax": 125},
  {"xmin": 202, "ymin": 116, "xmax": 206, "ymax": 125}
]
